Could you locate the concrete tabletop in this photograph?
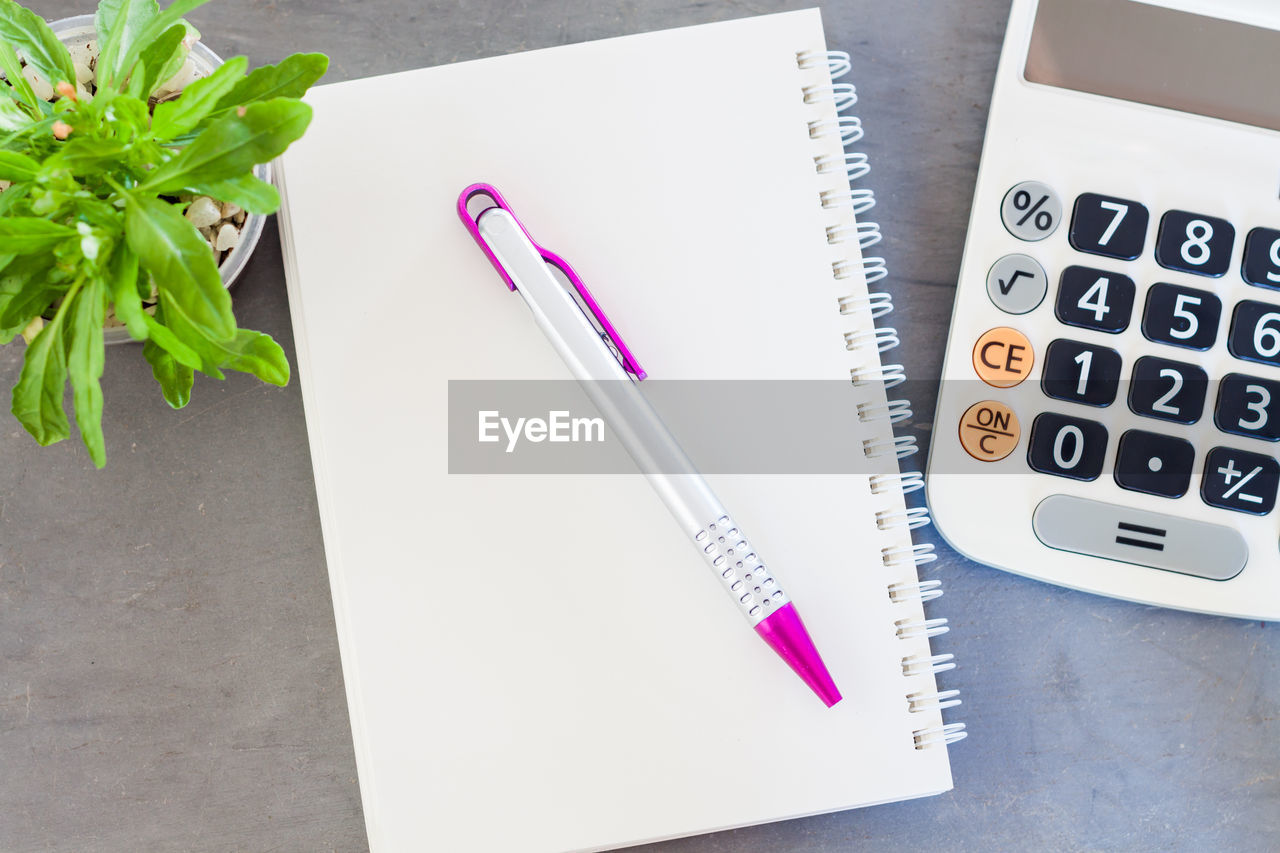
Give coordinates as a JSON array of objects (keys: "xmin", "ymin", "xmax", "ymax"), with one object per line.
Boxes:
[{"xmin": 2, "ymin": 1, "xmax": 1276, "ymax": 850}]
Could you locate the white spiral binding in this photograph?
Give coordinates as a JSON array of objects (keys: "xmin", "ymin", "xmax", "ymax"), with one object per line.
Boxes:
[
  {"xmin": 858, "ymin": 399, "xmax": 912, "ymax": 425},
  {"xmin": 821, "ymin": 186, "xmax": 875, "ymax": 214},
  {"xmin": 870, "ymin": 471, "xmax": 923, "ymax": 495},
  {"xmin": 889, "ymin": 579, "xmax": 944, "ymax": 603},
  {"xmin": 914, "ymin": 723, "xmax": 969, "ymax": 749},
  {"xmin": 801, "ymin": 49, "xmax": 962, "ymax": 751},
  {"xmin": 882, "ymin": 543, "xmax": 937, "ymax": 567},
  {"xmin": 907, "ymin": 689, "xmax": 962, "ymax": 712},
  {"xmin": 851, "ymin": 362, "xmax": 906, "ymax": 389},
  {"xmin": 839, "ymin": 291, "xmax": 892, "ymax": 318}
]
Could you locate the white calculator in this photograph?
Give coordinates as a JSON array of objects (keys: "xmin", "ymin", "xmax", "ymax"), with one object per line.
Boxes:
[{"xmin": 928, "ymin": 0, "xmax": 1280, "ymax": 619}]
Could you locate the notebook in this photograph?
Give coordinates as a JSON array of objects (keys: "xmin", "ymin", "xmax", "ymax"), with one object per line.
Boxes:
[{"xmin": 276, "ymin": 9, "xmax": 962, "ymax": 851}]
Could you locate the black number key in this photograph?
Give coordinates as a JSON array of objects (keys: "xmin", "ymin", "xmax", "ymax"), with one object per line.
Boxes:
[
  {"xmin": 1128, "ymin": 355, "xmax": 1207, "ymax": 424},
  {"xmin": 1069, "ymin": 193, "xmax": 1148, "ymax": 260},
  {"xmin": 1242, "ymin": 227, "xmax": 1280, "ymax": 290},
  {"xmin": 1215, "ymin": 374, "xmax": 1280, "ymax": 441},
  {"xmin": 1141, "ymin": 283, "xmax": 1221, "ymax": 350},
  {"xmin": 1041, "ymin": 339, "xmax": 1121, "ymax": 406},
  {"xmin": 1027, "ymin": 412, "xmax": 1108, "ymax": 481},
  {"xmin": 1202, "ymin": 446, "xmax": 1280, "ymax": 515},
  {"xmin": 1113, "ymin": 429, "xmax": 1195, "ymax": 498},
  {"xmin": 1055, "ymin": 266, "xmax": 1135, "ymax": 333},
  {"xmin": 1155, "ymin": 210, "xmax": 1234, "ymax": 277},
  {"xmin": 1229, "ymin": 300, "xmax": 1280, "ymax": 366}
]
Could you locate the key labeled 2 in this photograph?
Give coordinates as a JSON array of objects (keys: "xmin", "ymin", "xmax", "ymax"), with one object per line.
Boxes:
[
  {"xmin": 1229, "ymin": 300, "xmax": 1280, "ymax": 366},
  {"xmin": 1128, "ymin": 355, "xmax": 1207, "ymax": 424},
  {"xmin": 1202, "ymin": 446, "xmax": 1280, "ymax": 515},
  {"xmin": 1055, "ymin": 266, "xmax": 1135, "ymax": 333},
  {"xmin": 1215, "ymin": 374, "xmax": 1280, "ymax": 441}
]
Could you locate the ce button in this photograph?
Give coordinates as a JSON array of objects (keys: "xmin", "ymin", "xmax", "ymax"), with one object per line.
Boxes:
[{"xmin": 973, "ymin": 327, "xmax": 1034, "ymax": 388}]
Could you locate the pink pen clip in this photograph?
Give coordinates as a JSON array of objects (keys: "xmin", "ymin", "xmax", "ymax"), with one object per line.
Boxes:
[{"xmin": 457, "ymin": 183, "xmax": 648, "ymax": 381}]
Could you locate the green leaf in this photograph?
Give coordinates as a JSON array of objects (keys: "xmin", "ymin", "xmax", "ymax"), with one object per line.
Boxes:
[
  {"xmin": 11, "ymin": 289, "xmax": 71, "ymax": 446},
  {"xmin": 68, "ymin": 276, "xmax": 107, "ymax": 467},
  {"xmin": 44, "ymin": 138, "xmax": 130, "ymax": 175},
  {"xmin": 114, "ymin": 0, "xmax": 211, "ymax": 89},
  {"xmin": 187, "ymin": 172, "xmax": 279, "ymax": 214},
  {"xmin": 159, "ymin": 292, "xmax": 285, "ymax": 384},
  {"xmin": 128, "ymin": 22, "xmax": 185, "ymax": 99},
  {"xmin": 142, "ymin": 311, "xmax": 204, "ymax": 370},
  {"xmin": 153, "ymin": 22, "xmax": 199, "ymax": 87},
  {"xmin": 214, "ymin": 53, "xmax": 328, "ymax": 112},
  {"xmin": 0, "ymin": 94, "xmax": 33, "ymax": 131},
  {"xmin": 0, "ymin": 0, "xmax": 77, "ymax": 93},
  {"xmin": 0, "ymin": 40, "xmax": 38, "ymax": 109},
  {"xmin": 95, "ymin": 0, "xmax": 160, "ymax": 88},
  {"xmin": 141, "ymin": 98, "xmax": 312, "ymax": 193},
  {"xmin": 0, "ymin": 149, "xmax": 38, "ymax": 181},
  {"xmin": 0, "ymin": 252, "xmax": 47, "ymax": 344},
  {"xmin": 124, "ymin": 193, "xmax": 235, "ymax": 341},
  {"xmin": 0, "ymin": 217, "xmax": 77, "ymax": 254},
  {"xmin": 143, "ymin": 337, "xmax": 194, "ymax": 408},
  {"xmin": 106, "ymin": 243, "xmax": 147, "ymax": 340},
  {"xmin": 151, "ymin": 54, "xmax": 247, "ymax": 139}
]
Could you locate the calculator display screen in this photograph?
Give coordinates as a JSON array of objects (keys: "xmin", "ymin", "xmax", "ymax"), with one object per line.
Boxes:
[{"xmin": 1025, "ymin": 0, "xmax": 1280, "ymax": 133}]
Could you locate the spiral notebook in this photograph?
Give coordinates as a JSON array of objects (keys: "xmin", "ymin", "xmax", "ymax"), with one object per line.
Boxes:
[{"xmin": 276, "ymin": 9, "xmax": 962, "ymax": 852}]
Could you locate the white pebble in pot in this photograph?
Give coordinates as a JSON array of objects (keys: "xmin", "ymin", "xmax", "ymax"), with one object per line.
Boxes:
[
  {"xmin": 215, "ymin": 223, "xmax": 240, "ymax": 252},
  {"xmin": 185, "ymin": 196, "xmax": 221, "ymax": 228}
]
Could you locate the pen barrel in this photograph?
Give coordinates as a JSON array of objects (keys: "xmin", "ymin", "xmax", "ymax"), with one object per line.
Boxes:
[{"xmin": 477, "ymin": 206, "xmax": 792, "ymax": 625}]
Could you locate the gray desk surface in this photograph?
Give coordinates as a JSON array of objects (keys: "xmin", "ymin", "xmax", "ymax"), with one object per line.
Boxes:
[{"xmin": 2, "ymin": 1, "xmax": 1276, "ymax": 850}]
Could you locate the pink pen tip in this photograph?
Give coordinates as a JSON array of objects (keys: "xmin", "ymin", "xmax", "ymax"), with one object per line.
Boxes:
[{"xmin": 754, "ymin": 602, "xmax": 842, "ymax": 707}]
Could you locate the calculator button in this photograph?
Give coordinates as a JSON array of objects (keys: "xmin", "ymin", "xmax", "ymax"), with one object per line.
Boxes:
[
  {"xmin": 1215, "ymin": 373, "xmax": 1280, "ymax": 441},
  {"xmin": 1202, "ymin": 447, "xmax": 1280, "ymax": 515},
  {"xmin": 972, "ymin": 327, "xmax": 1034, "ymax": 388},
  {"xmin": 1054, "ymin": 266, "xmax": 1135, "ymax": 333},
  {"xmin": 1113, "ymin": 429, "xmax": 1194, "ymax": 498},
  {"xmin": 1040, "ymin": 338, "xmax": 1121, "ymax": 406},
  {"xmin": 986, "ymin": 254, "xmax": 1048, "ymax": 314},
  {"xmin": 1155, "ymin": 210, "xmax": 1234, "ymax": 278},
  {"xmin": 1128, "ymin": 356, "xmax": 1207, "ymax": 424},
  {"xmin": 1027, "ymin": 412, "xmax": 1107, "ymax": 481},
  {"xmin": 1140, "ymin": 283, "xmax": 1221, "ymax": 351},
  {"xmin": 1001, "ymin": 181, "xmax": 1062, "ymax": 242},
  {"xmin": 1032, "ymin": 494, "xmax": 1246, "ymax": 581},
  {"xmin": 1242, "ymin": 227, "xmax": 1280, "ymax": 289},
  {"xmin": 1068, "ymin": 193, "xmax": 1148, "ymax": 260},
  {"xmin": 1228, "ymin": 299, "xmax": 1280, "ymax": 366},
  {"xmin": 958, "ymin": 400, "xmax": 1020, "ymax": 461}
]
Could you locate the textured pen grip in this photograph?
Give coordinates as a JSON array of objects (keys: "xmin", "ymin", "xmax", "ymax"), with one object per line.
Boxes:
[{"xmin": 694, "ymin": 513, "xmax": 790, "ymax": 627}]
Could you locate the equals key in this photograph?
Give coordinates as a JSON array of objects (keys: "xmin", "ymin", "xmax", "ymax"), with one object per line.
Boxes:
[{"xmin": 1115, "ymin": 521, "xmax": 1166, "ymax": 551}]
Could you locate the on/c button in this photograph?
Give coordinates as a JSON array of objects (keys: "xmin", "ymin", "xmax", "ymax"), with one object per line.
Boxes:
[
  {"xmin": 959, "ymin": 400, "xmax": 1020, "ymax": 461},
  {"xmin": 973, "ymin": 327, "xmax": 1034, "ymax": 388}
]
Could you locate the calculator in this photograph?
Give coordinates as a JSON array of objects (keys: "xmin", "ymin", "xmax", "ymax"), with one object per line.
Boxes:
[{"xmin": 927, "ymin": 0, "xmax": 1280, "ymax": 619}]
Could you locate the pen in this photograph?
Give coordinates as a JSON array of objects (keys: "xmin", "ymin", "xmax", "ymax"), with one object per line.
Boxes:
[{"xmin": 457, "ymin": 183, "xmax": 842, "ymax": 707}]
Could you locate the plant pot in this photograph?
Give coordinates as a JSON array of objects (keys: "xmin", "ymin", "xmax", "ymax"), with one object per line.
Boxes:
[{"xmin": 49, "ymin": 15, "xmax": 272, "ymax": 346}]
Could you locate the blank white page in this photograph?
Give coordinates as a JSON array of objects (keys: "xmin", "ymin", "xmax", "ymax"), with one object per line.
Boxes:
[{"xmin": 279, "ymin": 9, "xmax": 952, "ymax": 852}]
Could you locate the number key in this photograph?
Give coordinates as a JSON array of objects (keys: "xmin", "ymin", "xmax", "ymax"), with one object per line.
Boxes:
[
  {"xmin": 1155, "ymin": 210, "xmax": 1234, "ymax": 277},
  {"xmin": 1041, "ymin": 339, "xmax": 1121, "ymax": 406},
  {"xmin": 1069, "ymin": 193, "xmax": 1148, "ymax": 260},
  {"xmin": 1141, "ymin": 283, "xmax": 1220, "ymax": 350},
  {"xmin": 1055, "ymin": 266, "xmax": 1135, "ymax": 333},
  {"xmin": 1242, "ymin": 227, "xmax": 1280, "ymax": 289},
  {"xmin": 1027, "ymin": 412, "xmax": 1108, "ymax": 481},
  {"xmin": 1128, "ymin": 355, "xmax": 1207, "ymax": 424},
  {"xmin": 1229, "ymin": 300, "xmax": 1280, "ymax": 366},
  {"xmin": 1215, "ymin": 374, "xmax": 1280, "ymax": 441}
]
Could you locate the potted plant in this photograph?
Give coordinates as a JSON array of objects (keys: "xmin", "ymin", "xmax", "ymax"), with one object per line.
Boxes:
[{"xmin": 0, "ymin": 0, "xmax": 328, "ymax": 467}]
